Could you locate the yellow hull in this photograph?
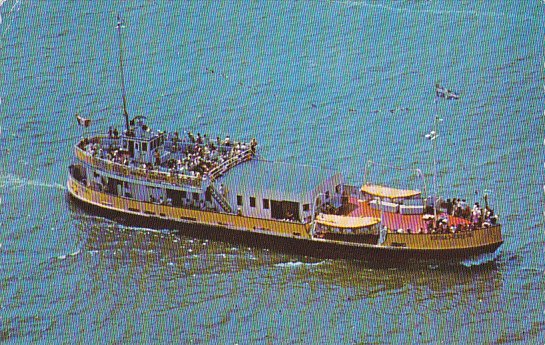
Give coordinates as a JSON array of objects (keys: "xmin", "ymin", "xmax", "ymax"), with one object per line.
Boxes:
[
  {"xmin": 67, "ymin": 175, "xmax": 503, "ymax": 256},
  {"xmin": 384, "ymin": 227, "xmax": 503, "ymax": 250},
  {"xmin": 67, "ymin": 176, "xmax": 311, "ymax": 240}
]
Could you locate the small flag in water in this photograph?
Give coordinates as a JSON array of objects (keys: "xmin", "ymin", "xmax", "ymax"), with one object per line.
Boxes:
[
  {"xmin": 425, "ymin": 131, "xmax": 437, "ymax": 140},
  {"xmin": 76, "ymin": 114, "xmax": 91, "ymax": 127},
  {"xmin": 435, "ymin": 83, "xmax": 460, "ymax": 100},
  {"xmin": 116, "ymin": 14, "xmax": 125, "ymax": 29}
]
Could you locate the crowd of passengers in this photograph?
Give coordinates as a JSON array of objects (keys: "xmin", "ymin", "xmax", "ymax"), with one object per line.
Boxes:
[
  {"xmin": 395, "ymin": 199, "xmax": 498, "ymax": 235},
  {"xmin": 439, "ymin": 198, "xmax": 498, "ymax": 225},
  {"xmin": 164, "ymin": 131, "xmax": 257, "ymax": 176},
  {"xmin": 79, "ymin": 130, "xmax": 257, "ymax": 178}
]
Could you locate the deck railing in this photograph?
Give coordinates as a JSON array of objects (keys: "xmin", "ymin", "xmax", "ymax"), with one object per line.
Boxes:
[
  {"xmin": 75, "ymin": 135, "xmax": 255, "ymax": 188},
  {"xmin": 207, "ymin": 149, "xmax": 254, "ymax": 181},
  {"xmin": 74, "ymin": 145, "xmax": 203, "ymax": 188}
]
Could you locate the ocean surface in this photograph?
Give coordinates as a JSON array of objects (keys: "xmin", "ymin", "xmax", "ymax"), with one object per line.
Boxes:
[{"xmin": 0, "ymin": 0, "xmax": 544, "ymax": 343}]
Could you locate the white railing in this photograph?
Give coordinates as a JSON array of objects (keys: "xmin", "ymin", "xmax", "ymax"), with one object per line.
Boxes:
[
  {"xmin": 74, "ymin": 144, "xmax": 203, "ymax": 188},
  {"xmin": 208, "ymin": 149, "xmax": 255, "ymax": 181}
]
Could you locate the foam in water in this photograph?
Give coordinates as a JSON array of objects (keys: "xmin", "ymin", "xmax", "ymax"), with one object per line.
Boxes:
[
  {"xmin": 0, "ymin": 174, "xmax": 67, "ymax": 191},
  {"xmin": 459, "ymin": 252, "xmax": 499, "ymax": 267},
  {"xmin": 0, "ymin": 0, "xmax": 22, "ymax": 36},
  {"xmin": 0, "ymin": 0, "xmax": 7, "ymax": 25},
  {"xmin": 56, "ymin": 249, "xmax": 81, "ymax": 260},
  {"xmin": 274, "ymin": 261, "xmax": 325, "ymax": 268},
  {"xmin": 331, "ymin": 0, "xmax": 510, "ymax": 19}
]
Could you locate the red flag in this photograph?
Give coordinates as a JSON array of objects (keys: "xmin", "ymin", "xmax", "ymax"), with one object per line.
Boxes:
[{"xmin": 75, "ymin": 114, "xmax": 91, "ymax": 127}]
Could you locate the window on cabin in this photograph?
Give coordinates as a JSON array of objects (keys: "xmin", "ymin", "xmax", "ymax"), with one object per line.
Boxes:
[
  {"xmin": 123, "ymin": 182, "xmax": 133, "ymax": 198},
  {"xmin": 142, "ymin": 142, "xmax": 147, "ymax": 152},
  {"xmin": 237, "ymin": 195, "xmax": 243, "ymax": 206},
  {"xmin": 250, "ymin": 197, "xmax": 256, "ymax": 207},
  {"xmin": 303, "ymin": 204, "xmax": 310, "ymax": 211},
  {"xmin": 263, "ymin": 199, "xmax": 270, "ymax": 209},
  {"xmin": 106, "ymin": 177, "xmax": 122, "ymax": 196},
  {"xmin": 193, "ymin": 192, "xmax": 199, "ymax": 201},
  {"xmin": 166, "ymin": 189, "xmax": 184, "ymax": 207}
]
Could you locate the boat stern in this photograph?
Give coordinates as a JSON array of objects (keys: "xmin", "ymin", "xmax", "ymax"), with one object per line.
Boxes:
[{"xmin": 382, "ymin": 225, "xmax": 503, "ymax": 256}]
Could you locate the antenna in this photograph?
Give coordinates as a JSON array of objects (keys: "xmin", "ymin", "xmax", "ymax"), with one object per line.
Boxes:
[{"xmin": 116, "ymin": 14, "xmax": 130, "ymax": 132}]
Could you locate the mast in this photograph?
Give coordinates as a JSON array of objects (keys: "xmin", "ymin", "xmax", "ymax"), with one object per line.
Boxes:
[
  {"xmin": 429, "ymin": 83, "xmax": 459, "ymax": 227},
  {"xmin": 116, "ymin": 15, "xmax": 130, "ymax": 132},
  {"xmin": 426, "ymin": 90, "xmax": 441, "ymax": 227},
  {"xmin": 433, "ymin": 101, "xmax": 439, "ymax": 225}
]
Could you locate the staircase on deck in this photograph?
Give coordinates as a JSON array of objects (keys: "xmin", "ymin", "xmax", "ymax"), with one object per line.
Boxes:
[{"xmin": 209, "ymin": 183, "xmax": 234, "ymax": 214}]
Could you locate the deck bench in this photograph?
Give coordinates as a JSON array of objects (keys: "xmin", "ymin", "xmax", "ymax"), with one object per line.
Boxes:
[
  {"xmin": 369, "ymin": 200, "xmax": 399, "ymax": 213},
  {"xmin": 399, "ymin": 205, "xmax": 424, "ymax": 215}
]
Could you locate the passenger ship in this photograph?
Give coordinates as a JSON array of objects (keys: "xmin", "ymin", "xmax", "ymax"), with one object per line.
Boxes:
[{"xmin": 66, "ymin": 17, "xmax": 503, "ymax": 261}]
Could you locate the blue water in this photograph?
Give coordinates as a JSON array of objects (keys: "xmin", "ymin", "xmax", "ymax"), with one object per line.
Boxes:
[{"xmin": 1, "ymin": 0, "xmax": 544, "ymax": 343}]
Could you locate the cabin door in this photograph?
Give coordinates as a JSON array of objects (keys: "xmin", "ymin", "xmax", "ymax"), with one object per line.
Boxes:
[
  {"xmin": 271, "ymin": 200, "xmax": 283, "ymax": 220},
  {"xmin": 128, "ymin": 140, "xmax": 135, "ymax": 157},
  {"xmin": 270, "ymin": 200, "xmax": 300, "ymax": 221}
]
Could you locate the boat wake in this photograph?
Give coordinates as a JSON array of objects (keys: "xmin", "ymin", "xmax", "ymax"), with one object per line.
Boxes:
[
  {"xmin": 329, "ymin": 0, "xmax": 510, "ymax": 20},
  {"xmin": 459, "ymin": 252, "xmax": 500, "ymax": 267},
  {"xmin": 55, "ymin": 249, "xmax": 81, "ymax": 260},
  {"xmin": 0, "ymin": 0, "xmax": 22, "ymax": 37},
  {"xmin": 127, "ymin": 226, "xmax": 176, "ymax": 236},
  {"xmin": 103, "ymin": 221, "xmax": 177, "ymax": 237},
  {"xmin": 274, "ymin": 261, "xmax": 326, "ymax": 268},
  {"xmin": 0, "ymin": 174, "xmax": 66, "ymax": 191}
]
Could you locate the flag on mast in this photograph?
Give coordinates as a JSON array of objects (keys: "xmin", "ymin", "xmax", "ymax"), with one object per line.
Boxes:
[
  {"xmin": 76, "ymin": 113, "xmax": 91, "ymax": 127},
  {"xmin": 435, "ymin": 83, "xmax": 460, "ymax": 100}
]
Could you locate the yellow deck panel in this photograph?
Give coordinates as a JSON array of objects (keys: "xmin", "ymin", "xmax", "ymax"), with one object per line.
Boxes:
[{"xmin": 361, "ymin": 184, "xmax": 421, "ymax": 199}]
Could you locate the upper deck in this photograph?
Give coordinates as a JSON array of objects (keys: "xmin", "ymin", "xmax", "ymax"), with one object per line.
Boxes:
[{"xmin": 74, "ymin": 117, "xmax": 256, "ymax": 188}]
